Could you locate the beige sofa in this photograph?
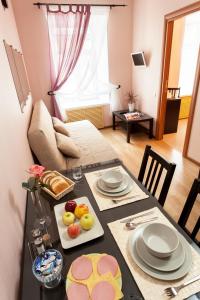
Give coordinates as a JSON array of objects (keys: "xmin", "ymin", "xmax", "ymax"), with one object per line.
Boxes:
[{"xmin": 28, "ymin": 100, "xmax": 118, "ymax": 170}]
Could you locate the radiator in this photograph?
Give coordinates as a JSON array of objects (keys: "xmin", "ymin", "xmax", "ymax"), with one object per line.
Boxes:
[{"xmin": 66, "ymin": 105, "xmax": 105, "ymax": 129}]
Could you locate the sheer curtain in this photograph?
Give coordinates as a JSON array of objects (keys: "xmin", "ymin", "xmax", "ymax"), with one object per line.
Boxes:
[
  {"xmin": 57, "ymin": 7, "xmax": 111, "ymax": 105},
  {"xmin": 47, "ymin": 5, "xmax": 91, "ymax": 118}
]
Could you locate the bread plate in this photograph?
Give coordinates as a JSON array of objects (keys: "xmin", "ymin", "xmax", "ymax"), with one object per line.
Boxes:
[{"xmin": 42, "ymin": 171, "xmax": 75, "ymax": 200}]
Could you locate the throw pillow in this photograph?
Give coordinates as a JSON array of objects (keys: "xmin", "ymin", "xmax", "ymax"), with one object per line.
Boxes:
[
  {"xmin": 52, "ymin": 117, "xmax": 70, "ymax": 136},
  {"xmin": 55, "ymin": 132, "xmax": 80, "ymax": 158}
]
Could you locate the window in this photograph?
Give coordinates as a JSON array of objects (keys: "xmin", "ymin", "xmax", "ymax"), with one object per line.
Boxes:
[{"xmin": 56, "ymin": 7, "xmax": 111, "ymax": 107}]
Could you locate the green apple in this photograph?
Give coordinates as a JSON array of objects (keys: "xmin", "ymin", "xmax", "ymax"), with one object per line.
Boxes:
[
  {"xmin": 80, "ymin": 213, "xmax": 94, "ymax": 230},
  {"xmin": 62, "ymin": 211, "xmax": 75, "ymax": 226}
]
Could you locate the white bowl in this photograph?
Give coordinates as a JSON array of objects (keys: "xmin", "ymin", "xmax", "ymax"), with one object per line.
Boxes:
[
  {"xmin": 142, "ymin": 223, "xmax": 179, "ymax": 258},
  {"xmin": 101, "ymin": 170, "xmax": 123, "ymax": 188}
]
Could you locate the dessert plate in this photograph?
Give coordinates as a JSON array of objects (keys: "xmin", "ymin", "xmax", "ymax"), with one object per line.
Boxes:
[
  {"xmin": 97, "ymin": 174, "xmax": 129, "ymax": 193},
  {"xmin": 136, "ymin": 234, "xmax": 185, "ymax": 272},
  {"xmin": 54, "ymin": 197, "xmax": 104, "ymax": 249},
  {"xmin": 128, "ymin": 224, "xmax": 192, "ymax": 281}
]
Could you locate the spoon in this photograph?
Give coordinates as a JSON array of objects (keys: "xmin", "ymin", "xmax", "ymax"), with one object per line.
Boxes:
[{"xmin": 125, "ymin": 217, "xmax": 158, "ymax": 230}]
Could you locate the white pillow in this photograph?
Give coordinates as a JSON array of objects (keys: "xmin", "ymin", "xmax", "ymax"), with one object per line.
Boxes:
[
  {"xmin": 55, "ymin": 132, "xmax": 80, "ymax": 158},
  {"xmin": 52, "ymin": 117, "xmax": 70, "ymax": 136}
]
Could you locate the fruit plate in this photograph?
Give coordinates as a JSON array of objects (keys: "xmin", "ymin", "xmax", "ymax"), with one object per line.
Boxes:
[{"xmin": 54, "ymin": 196, "xmax": 104, "ymax": 249}]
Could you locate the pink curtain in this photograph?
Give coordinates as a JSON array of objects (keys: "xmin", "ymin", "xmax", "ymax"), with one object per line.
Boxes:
[{"xmin": 47, "ymin": 5, "xmax": 91, "ymax": 119}]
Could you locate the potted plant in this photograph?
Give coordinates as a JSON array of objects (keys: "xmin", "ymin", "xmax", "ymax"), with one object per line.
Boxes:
[{"xmin": 125, "ymin": 91, "xmax": 137, "ymax": 112}]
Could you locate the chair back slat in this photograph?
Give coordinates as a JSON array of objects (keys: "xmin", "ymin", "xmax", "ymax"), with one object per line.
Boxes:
[
  {"xmin": 191, "ymin": 217, "xmax": 200, "ymax": 244},
  {"xmin": 138, "ymin": 145, "xmax": 176, "ymax": 206},
  {"xmin": 158, "ymin": 163, "xmax": 176, "ymax": 207},
  {"xmin": 152, "ymin": 165, "xmax": 163, "ymax": 196},
  {"xmin": 148, "ymin": 161, "xmax": 159, "ymax": 193},
  {"xmin": 178, "ymin": 178, "xmax": 200, "ymax": 247},
  {"xmin": 144, "ymin": 158, "xmax": 155, "ymax": 188}
]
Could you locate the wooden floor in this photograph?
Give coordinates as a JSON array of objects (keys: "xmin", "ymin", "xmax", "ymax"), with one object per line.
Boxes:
[
  {"xmin": 100, "ymin": 121, "xmax": 200, "ymax": 239},
  {"xmin": 163, "ymin": 119, "xmax": 188, "ymax": 153}
]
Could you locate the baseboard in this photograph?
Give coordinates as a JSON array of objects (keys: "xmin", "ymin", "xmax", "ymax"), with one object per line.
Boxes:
[{"xmin": 185, "ymin": 155, "xmax": 200, "ymax": 167}]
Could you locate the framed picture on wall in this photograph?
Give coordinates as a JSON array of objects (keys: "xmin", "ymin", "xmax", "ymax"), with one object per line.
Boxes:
[{"xmin": 4, "ymin": 40, "xmax": 30, "ymax": 112}]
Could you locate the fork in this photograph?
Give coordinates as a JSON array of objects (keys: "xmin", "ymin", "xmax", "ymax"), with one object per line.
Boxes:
[{"xmin": 164, "ymin": 274, "xmax": 200, "ymax": 298}]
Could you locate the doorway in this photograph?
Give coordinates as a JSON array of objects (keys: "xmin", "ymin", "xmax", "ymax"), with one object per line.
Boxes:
[
  {"xmin": 164, "ymin": 12, "xmax": 200, "ymax": 152},
  {"xmin": 156, "ymin": 2, "xmax": 200, "ymax": 157}
]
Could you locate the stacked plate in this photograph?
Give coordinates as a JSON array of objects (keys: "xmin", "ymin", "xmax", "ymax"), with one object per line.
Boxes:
[
  {"xmin": 128, "ymin": 222, "xmax": 192, "ymax": 280},
  {"xmin": 95, "ymin": 169, "xmax": 132, "ymax": 197}
]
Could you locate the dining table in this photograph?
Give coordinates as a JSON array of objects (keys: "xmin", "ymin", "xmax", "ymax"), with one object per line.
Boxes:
[{"xmin": 19, "ymin": 159, "xmax": 199, "ymax": 300}]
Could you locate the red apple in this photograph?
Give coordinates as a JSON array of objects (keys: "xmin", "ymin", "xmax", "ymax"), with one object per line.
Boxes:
[
  {"xmin": 67, "ymin": 223, "xmax": 81, "ymax": 238},
  {"xmin": 65, "ymin": 200, "xmax": 77, "ymax": 213}
]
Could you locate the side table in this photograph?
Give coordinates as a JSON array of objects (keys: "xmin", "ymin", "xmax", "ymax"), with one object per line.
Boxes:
[{"xmin": 112, "ymin": 110, "xmax": 153, "ymax": 143}]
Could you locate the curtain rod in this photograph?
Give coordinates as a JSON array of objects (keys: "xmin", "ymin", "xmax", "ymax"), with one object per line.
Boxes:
[{"xmin": 33, "ymin": 2, "xmax": 127, "ymax": 8}]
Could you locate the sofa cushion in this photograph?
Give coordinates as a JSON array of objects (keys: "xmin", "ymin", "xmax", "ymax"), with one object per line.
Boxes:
[
  {"xmin": 52, "ymin": 117, "xmax": 70, "ymax": 136},
  {"xmin": 28, "ymin": 100, "xmax": 66, "ymax": 170},
  {"xmin": 55, "ymin": 132, "xmax": 80, "ymax": 158}
]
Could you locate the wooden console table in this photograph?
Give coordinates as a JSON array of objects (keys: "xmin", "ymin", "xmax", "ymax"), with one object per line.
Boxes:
[{"xmin": 112, "ymin": 110, "xmax": 153, "ymax": 143}]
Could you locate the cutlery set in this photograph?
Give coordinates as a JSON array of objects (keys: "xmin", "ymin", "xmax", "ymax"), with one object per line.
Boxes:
[
  {"xmin": 126, "ymin": 216, "xmax": 198, "ymax": 297},
  {"xmin": 164, "ymin": 274, "xmax": 200, "ymax": 298}
]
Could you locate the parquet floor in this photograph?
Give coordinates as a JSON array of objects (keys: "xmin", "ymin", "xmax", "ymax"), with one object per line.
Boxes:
[{"xmin": 100, "ymin": 120, "xmax": 200, "ymax": 240}]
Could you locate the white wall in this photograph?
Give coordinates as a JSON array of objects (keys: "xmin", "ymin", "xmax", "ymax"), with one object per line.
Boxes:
[
  {"xmin": 131, "ymin": 0, "xmax": 198, "ymax": 123},
  {"xmin": 187, "ymin": 83, "xmax": 200, "ymax": 163},
  {"xmin": 0, "ymin": 1, "xmax": 33, "ymax": 299}
]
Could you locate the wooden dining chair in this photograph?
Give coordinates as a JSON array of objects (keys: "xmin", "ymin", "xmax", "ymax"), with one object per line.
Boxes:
[
  {"xmin": 178, "ymin": 178, "xmax": 200, "ymax": 247},
  {"xmin": 138, "ymin": 145, "xmax": 176, "ymax": 206}
]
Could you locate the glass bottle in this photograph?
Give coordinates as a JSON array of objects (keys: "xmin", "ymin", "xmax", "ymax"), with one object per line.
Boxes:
[{"xmin": 29, "ymin": 189, "xmax": 51, "ymax": 230}]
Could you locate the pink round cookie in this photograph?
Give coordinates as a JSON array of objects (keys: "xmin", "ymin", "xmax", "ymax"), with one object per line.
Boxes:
[
  {"xmin": 71, "ymin": 256, "xmax": 93, "ymax": 280},
  {"xmin": 97, "ymin": 254, "xmax": 119, "ymax": 277},
  {"xmin": 91, "ymin": 281, "xmax": 115, "ymax": 300},
  {"xmin": 67, "ymin": 282, "xmax": 90, "ymax": 300}
]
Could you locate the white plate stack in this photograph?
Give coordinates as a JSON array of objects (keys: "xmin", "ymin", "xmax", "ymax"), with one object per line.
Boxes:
[
  {"xmin": 128, "ymin": 222, "xmax": 192, "ymax": 281},
  {"xmin": 95, "ymin": 169, "xmax": 133, "ymax": 197}
]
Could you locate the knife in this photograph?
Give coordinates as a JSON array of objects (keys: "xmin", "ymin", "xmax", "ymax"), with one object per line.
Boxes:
[{"xmin": 120, "ymin": 210, "xmax": 155, "ymax": 223}]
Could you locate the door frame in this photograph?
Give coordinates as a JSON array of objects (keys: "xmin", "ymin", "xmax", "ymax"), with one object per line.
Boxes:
[{"xmin": 156, "ymin": 1, "xmax": 200, "ymax": 158}]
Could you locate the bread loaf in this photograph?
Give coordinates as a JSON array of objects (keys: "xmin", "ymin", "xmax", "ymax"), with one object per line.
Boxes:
[
  {"xmin": 41, "ymin": 170, "xmax": 71, "ymax": 195},
  {"xmin": 51, "ymin": 179, "xmax": 70, "ymax": 195}
]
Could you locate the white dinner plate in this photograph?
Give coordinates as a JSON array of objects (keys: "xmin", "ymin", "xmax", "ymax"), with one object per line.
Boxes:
[
  {"xmin": 128, "ymin": 224, "xmax": 192, "ymax": 281},
  {"xmin": 95, "ymin": 179, "xmax": 133, "ymax": 197},
  {"xmin": 54, "ymin": 197, "xmax": 104, "ymax": 249},
  {"xmin": 97, "ymin": 174, "xmax": 129, "ymax": 193},
  {"xmin": 136, "ymin": 229, "xmax": 185, "ymax": 272}
]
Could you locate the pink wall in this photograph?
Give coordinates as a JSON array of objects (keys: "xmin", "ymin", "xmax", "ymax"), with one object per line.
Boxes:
[
  {"xmin": 131, "ymin": 0, "xmax": 198, "ymax": 122},
  {"xmin": 0, "ymin": 1, "xmax": 33, "ymax": 299},
  {"xmin": 12, "ymin": 0, "xmax": 133, "ymax": 115}
]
